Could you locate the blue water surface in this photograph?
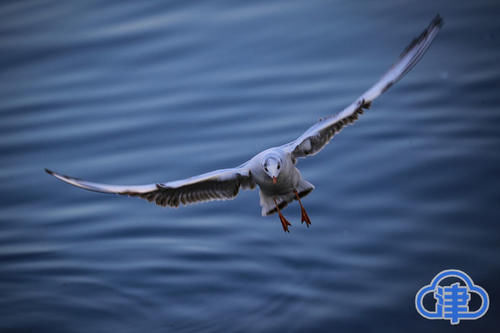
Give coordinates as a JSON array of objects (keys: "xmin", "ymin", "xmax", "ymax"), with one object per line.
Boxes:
[{"xmin": 1, "ymin": 1, "xmax": 500, "ymax": 332}]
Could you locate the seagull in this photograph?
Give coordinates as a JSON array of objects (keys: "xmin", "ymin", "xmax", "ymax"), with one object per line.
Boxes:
[{"xmin": 46, "ymin": 15, "xmax": 443, "ymax": 232}]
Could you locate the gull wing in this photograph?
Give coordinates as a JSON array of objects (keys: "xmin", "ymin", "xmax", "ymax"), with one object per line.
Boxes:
[
  {"xmin": 283, "ymin": 15, "xmax": 443, "ymax": 159},
  {"xmin": 46, "ymin": 167, "xmax": 255, "ymax": 207}
]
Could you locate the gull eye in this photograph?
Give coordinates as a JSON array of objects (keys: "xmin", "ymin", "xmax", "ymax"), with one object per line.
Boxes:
[
  {"xmin": 277, "ymin": 164, "xmax": 280, "ymax": 170},
  {"xmin": 264, "ymin": 167, "xmax": 268, "ymax": 172}
]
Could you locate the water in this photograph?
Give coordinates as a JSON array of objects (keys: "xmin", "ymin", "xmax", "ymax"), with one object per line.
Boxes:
[{"xmin": 1, "ymin": 1, "xmax": 500, "ymax": 332}]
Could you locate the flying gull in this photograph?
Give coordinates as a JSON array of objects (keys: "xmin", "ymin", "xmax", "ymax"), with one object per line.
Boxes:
[{"xmin": 46, "ymin": 15, "xmax": 443, "ymax": 232}]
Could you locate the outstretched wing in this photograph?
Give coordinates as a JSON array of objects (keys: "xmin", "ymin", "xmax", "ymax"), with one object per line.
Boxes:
[
  {"xmin": 283, "ymin": 15, "xmax": 443, "ymax": 159},
  {"xmin": 46, "ymin": 167, "xmax": 255, "ymax": 207}
]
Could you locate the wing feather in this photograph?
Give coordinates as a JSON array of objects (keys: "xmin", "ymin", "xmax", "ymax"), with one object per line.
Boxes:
[
  {"xmin": 283, "ymin": 15, "xmax": 443, "ymax": 159},
  {"xmin": 45, "ymin": 167, "xmax": 255, "ymax": 207}
]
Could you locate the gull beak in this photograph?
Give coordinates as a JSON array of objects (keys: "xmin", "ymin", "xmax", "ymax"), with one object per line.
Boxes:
[{"xmin": 272, "ymin": 176, "xmax": 277, "ymax": 184}]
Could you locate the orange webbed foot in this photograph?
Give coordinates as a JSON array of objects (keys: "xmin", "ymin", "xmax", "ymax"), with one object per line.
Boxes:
[
  {"xmin": 294, "ymin": 190, "xmax": 311, "ymax": 228},
  {"xmin": 274, "ymin": 198, "xmax": 292, "ymax": 233},
  {"xmin": 300, "ymin": 206, "xmax": 311, "ymax": 227},
  {"xmin": 279, "ymin": 213, "xmax": 292, "ymax": 232}
]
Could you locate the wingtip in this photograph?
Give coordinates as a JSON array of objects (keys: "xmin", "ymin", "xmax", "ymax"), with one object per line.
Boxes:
[
  {"xmin": 45, "ymin": 168, "xmax": 54, "ymax": 175},
  {"xmin": 399, "ymin": 14, "xmax": 444, "ymax": 59},
  {"xmin": 432, "ymin": 14, "xmax": 444, "ymax": 29}
]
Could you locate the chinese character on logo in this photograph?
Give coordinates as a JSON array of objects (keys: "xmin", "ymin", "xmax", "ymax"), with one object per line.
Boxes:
[{"xmin": 415, "ymin": 269, "xmax": 489, "ymax": 325}]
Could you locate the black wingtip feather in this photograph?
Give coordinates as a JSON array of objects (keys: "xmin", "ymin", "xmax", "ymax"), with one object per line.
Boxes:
[
  {"xmin": 400, "ymin": 14, "xmax": 444, "ymax": 59},
  {"xmin": 45, "ymin": 168, "xmax": 54, "ymax": 175},
  {"xmin": 433, "ymin": 14, "xmax": 444, "ymax": 28}
]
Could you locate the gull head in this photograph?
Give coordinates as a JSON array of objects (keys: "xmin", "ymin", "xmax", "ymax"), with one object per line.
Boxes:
[{"xmin": 262, "ymin": 156, "xmax": 282, "ymax": 184}]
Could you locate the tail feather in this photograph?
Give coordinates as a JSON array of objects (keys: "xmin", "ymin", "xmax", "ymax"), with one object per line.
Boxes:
[{"xmin": 260, "ymin": 179, "xmax": 314, "ymax": 216}]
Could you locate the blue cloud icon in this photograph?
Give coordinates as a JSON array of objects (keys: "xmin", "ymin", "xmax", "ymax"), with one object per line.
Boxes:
[{"xmin": 415, "ymin": 269, "xmax": 489, "ymax": 325}]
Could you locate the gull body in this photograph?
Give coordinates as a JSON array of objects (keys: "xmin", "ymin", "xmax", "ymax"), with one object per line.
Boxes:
[
  {"xmin": 247, "ymin": 148, "xmax": 314, "ymax": 215},
  {"xmin": 46, "ymin": 16, "xmax": 443, "ymax": 232}
]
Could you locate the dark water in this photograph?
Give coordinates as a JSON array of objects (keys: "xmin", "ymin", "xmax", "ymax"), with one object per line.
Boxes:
[{"xmin": 2, "ymin": 1, "xmax": 500, "ymax": 332}]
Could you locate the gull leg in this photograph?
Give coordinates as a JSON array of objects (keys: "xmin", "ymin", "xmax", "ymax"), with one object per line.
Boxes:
[
  {"xmin": 274, "ymin": 198, "xmax": 291, "ymax": 233},
  {"xmin": 294, "ymin": 190, "xmax": 311, "ymax": 227}
]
